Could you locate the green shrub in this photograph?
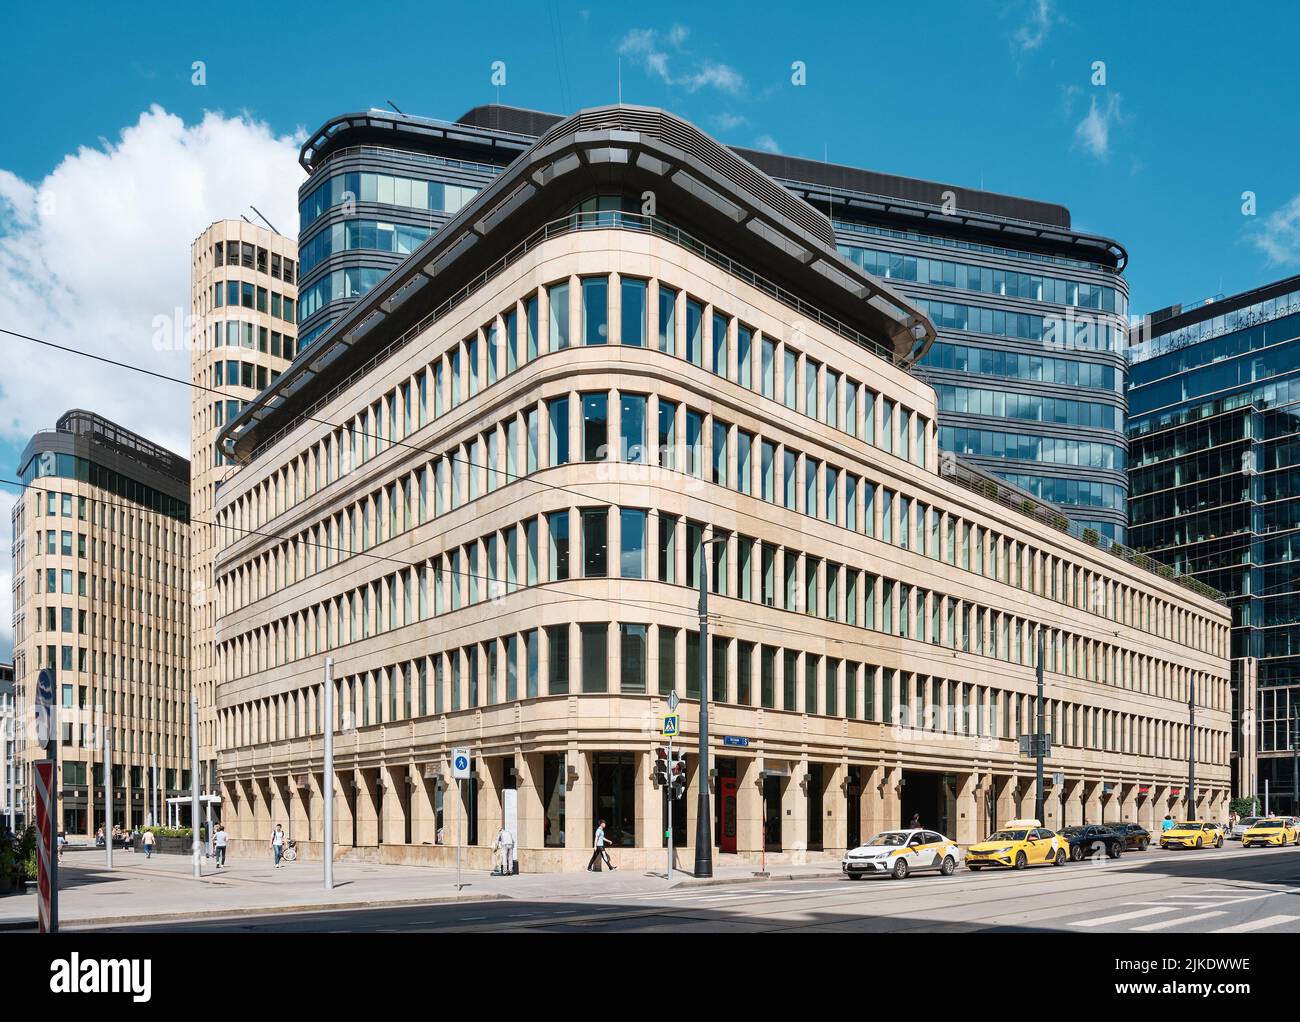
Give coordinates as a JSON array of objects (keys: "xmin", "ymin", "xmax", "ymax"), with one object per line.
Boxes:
[
  {"xmin": 1081, "ymin": 527, "xmax": 1100, "ymax": 546},
  {"xmin": 1230, "ymin": 796, "xmax": 1260, "ymax": 818}
]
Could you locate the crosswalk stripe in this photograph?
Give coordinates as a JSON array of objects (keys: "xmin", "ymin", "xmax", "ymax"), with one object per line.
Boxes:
[
  {"xmin": 1133, "ymin": 910, "xmax": 1227, "ymax": 932},
  {"xmin": 1212, "ymin": 915, "xmax": 1300, "ymax": 933},
  {"xmin": 1071, "ymin": 906, "xmax": 1179, "ymax": 928}
]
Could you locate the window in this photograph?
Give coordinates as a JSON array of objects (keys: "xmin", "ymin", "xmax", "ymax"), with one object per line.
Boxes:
[
  {"xmin": 761, "ymin": 337, "xmax": 775, "ymax": 398},
  {"xmin": 658, "ymin": 514, "xmax": 678, "ymax": 583},
  {"xmin": 686, "ymin": 299, "xmax": 704, "ymax": 365},
  {"xmin": 620, "ymin": 624, "xmax": 648, "ymax": 694},
  {"xmin": 548, "ymin": 511, "xmax": 570, "ymax": 581},
  {"xmin": 804, "ymin": 358, "xmax": 819, "ymax": 419},
  {"xmin": 621, "ymin": 277, "xmax": 647, "ymax": 347},
  {"xmin": 657, "ymin": 285, "xmax": 677, "ymax": 353},
  {"xmin": 620, "ymin": 508, "xmax": 646, "ymax": 578},
  {"xmin": 548, "ymin": 282, "xmax": 570, "ymax": 349},
  {"xmin": 582, "ymin": 276, "xmax": 608, "ymax": 344},
  {"xmin": 582, "ymin": 509, "xmax": 609, "ymax": 577},
  {"xmin": 581, "ymin": 623, "xmax": 608, "ymax": 693},
  {"xmin": 582, "ymin": 392, "xmax": 608, "ymax": 461},
  {"xmin": 712, "ymin": 419, "xmax": 728, "ymax": 485},
  {"xmin": 548, "ymin": 397, "xmax": 569, "ymax": 465},
  {"xmin": 711, "ymin": 312, "xmax": 728, "ymax": 376},
  {"xmin": 657, "ymin": 399, "xmax": 678, "ymax": 471},
  {"xmin": 783, "ymin": 348, "xmax": 798, "ymax": 407},
  {"xmin": 736, "ymin": 430, "xmax": 753, "ymax": 494},
  {"xmin": 737, "ymin": 324, "xmax": 753, "ymax": 389},
  {"xmin": 686, "ymin": 410, "xmax": 704, "ymax": 478},
  {"xmin": 659, "ymin": 626, "xmax": 679, "ymax": 695},
  {"xmin": 621, "ymin": 393, "xmax": 647, "ymax": 463},
  {"xmin": 547, "ymin": 625, "xmax": 569, "ymax": 694}
]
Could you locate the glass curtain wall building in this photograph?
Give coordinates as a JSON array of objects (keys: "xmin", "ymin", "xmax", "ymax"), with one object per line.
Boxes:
[
  {"xmin": 295, "ymin": 106, "xmax": 1130, "ymax": 539},
  {"xmin": 1128, "ymin": 274, "xmax": 1300, "ymax": 806}
]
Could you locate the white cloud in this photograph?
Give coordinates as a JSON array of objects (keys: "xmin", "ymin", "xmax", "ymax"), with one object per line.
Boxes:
[
  {"xmin": 0, "ymin": 106, "xmax": 303, "ymax": 658},
  {"xmin": 618, "ymin": 25, "xmax": 746, "ymax": 96},
  {"xmin": 1012, "ymin": 0, "xmax": 1057, "ymax": 52},
  {"xmin": 1073, "ymin": 92, "xmax": 1128, "ymax": 161},
  {"xmin": 1251, "ymin": 194, "xmax": 1300, "ymax": 266},
  {"xmin": 751, "ymin": 134, "xmax": 782, "ymax": 154},
  {"xmin": 711, "ymin": 112, "xmax": 749, "ymax": 132},
  {"xmin": 0, "ymin": 106, "xmax": 303, "ymax": 455}
]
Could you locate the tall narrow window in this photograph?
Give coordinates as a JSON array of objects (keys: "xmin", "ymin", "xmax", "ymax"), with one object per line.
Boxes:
[
  {"xmin": 620, "ymin": 508, "xmax": 646, "ymax": 579},
  {"xmin": 686, "ymin": 299, "xmax": 704, "ymax": 366},
  {"xmin": 620, "ymin": 393, "xmax": 647, "ymax": 463},
  {"xmin": 548, "ymin": 397, "xmax": 570, "ymax": 465},
  {"xmin": 582, "ymin": 392, "xmax": 608, "ymax": 461},
  {"xmin": 582, "ymin": 508, "xmax": 609, "ymax": 577},
  {"xmin": 737, "ymin": 325, "xmax": 753, "ymax": 389},
  {"xmin": 711, "ymin": 312, "xmax": 728, "ymax": 376},
  {"xmin": 621, "ymin": 277, "xmax": 647, "ymax": 347},
  {"xmin": 657, "ymin": 286, "xmax": 677, "ymax": 353},
  {"xmin": 548, "ymin": 281, "xmax": 570, "ymax": 349},
  {"xmin": 582, "ymin": 276, "xmax": 608, "ymax": 345}
]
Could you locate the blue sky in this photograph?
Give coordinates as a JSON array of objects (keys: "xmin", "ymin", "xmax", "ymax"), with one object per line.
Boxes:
[{"xmin": 1, "ymin": 0, "xmax": 1297, "ymax": 659}]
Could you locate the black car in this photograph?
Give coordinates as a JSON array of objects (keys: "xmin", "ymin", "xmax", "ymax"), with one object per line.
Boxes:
[
  {"xmin": 1059, "ymin": 824, "xmax": 1124, "ymax": 861},
  {"xmin": 1110, "ymin": 822, "xmax": 1151, "ymax": 851}
]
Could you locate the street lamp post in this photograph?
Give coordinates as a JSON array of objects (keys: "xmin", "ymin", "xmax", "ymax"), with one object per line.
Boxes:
[
  {"xmin": 694, "ymin": 532, "xmax": 729, "ymax": 879},
  {"xmin": 1034, "ymin": 626, "xmax": 1046, "ymax": 825}
]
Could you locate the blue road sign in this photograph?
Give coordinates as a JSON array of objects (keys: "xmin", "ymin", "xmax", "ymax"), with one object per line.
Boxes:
[
  {"xmin": 723, "ymin": 736, "xmax": 749, "ymax": 748},
  {"xmin": 663, "ymin": 714, "xmax": 680, "ymax": 737},
  {"xmin": 452, "ymin": 747, "xmax": 471, "ymax": 779}
]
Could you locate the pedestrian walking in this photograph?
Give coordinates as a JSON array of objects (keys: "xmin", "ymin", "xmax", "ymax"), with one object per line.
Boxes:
[
  {"xmin": 57, "ymin": 832, "xmax": 65, "ymax": 863},
  {"xmin": 271, "ymin": 823, "xmax": 286, "ymax": 868},
  {"xmin": 1161, "ymin": 814, "xmax": 1175, "ymax": 833},
  {"xmin": 493, "ymin": 824, "xmax": 515, "ymax": 876},
  {"xmin": 142, "ymin": 829, "xmax": 155, "ymax": 859},
  {"xmin": 908, "ymin": 813, "xmax": 921, "ymax": 830},
  {"xmin": 214, "ymin": 825, "xmax": 228, "ymax": 868},
  {"xmin": 586, "ymin": 819, "xmax": 616, "ymax": 871}
]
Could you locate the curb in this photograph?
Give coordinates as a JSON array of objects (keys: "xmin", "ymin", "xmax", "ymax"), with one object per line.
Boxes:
[{"xmin": 0, "ymin": 891, "xmax": 511, "ymax": 931}]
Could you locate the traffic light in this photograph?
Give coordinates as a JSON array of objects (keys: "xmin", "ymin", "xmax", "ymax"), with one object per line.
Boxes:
[
  {"xmin": 670, "ymin": 752, "xmax": 688, "ymax": 800},
  {"xmin": 652, "ymin": 748, "xmax": 669, "ymax": 788}
]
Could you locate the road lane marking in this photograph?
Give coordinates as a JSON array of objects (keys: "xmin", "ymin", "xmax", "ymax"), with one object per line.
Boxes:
[
  {"xmin": 1071, "ymin": 906, "xmax": 1179, "ymax": 928},
  {"xmin": 1133, "ymin": 911, "xmax": 1227, "ymax": 932},
  {"xmin": 1213, "ymin": 915, "xmax": 1300, "ymax": 933}
]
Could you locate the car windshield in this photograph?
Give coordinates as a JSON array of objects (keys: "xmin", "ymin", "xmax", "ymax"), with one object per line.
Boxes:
[
  {"xmin": 1254, "ymin": 820, "xmax": 1283, "ymax": 829},
  {"xmin": 1175, "ymin": 822, "xmax": 1199, "ymax": 830},
  {"xmin": 863, "ymin": 832, "xmax": 908, "ymax": 847},
  {"xmin": 1060, "ymin": 827, "xmax": 1086, "ymax": 836},
  {"xmin": 987, "ymin": 830, "xmax": 1029, "ymax": 841}
]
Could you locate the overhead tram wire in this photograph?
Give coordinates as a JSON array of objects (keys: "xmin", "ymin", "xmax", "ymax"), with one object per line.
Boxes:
[{"xmin": 0, "ymin": 474, "xmax": 708, "ymax": 641}]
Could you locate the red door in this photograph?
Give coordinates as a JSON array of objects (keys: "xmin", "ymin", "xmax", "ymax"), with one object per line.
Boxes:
[{"xmin": 720, "ymin": 778, "xmax": 738, "ymax": 853}]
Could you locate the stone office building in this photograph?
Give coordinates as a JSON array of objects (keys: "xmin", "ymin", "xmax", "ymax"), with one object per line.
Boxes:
[{"xmin": 212, "ymin": 107, "xmax": 1231, "ymax": 870}]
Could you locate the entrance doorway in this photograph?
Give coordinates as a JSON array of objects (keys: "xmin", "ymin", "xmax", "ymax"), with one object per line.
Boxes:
[
  {"xmin": 846, "ymin": 767, "xmax": 862, "ymax": 848},
  {"xmin": 716, "ymin": 757, "xmax": 738, "ymax": 854},
  {"xmin": 901, "ymin": 770, "xmax": 954, "ymax": 835},
  {"xmin": 762, "ymin": 774, "xmax": 783, "ymax": 851},
  {"xmin": 806, "ymin": 763, "xmax": 824, "ymax": 851}
]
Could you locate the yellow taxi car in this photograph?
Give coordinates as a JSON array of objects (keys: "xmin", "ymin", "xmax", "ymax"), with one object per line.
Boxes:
[
  {"xmin": 1241, "ymin": 817, "xmax": 1300, "ymax": 848},
  {"xmin": 965, "ymin": 819, "xmax": 1068, "ymax": 871},
  {"xmin": 1159, "ymin": 821, "xmax": 1224, "ymax": 850}
]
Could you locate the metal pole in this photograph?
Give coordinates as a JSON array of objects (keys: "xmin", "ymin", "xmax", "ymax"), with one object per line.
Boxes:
[
  {"xmin": 7, "ymin": 705, "xmax": 15, "ymax": 832},
  {"xmin": 1292, "ymin": 721, "xmax": 1298, "ymax": 817},
  {"xmin": 694, "ymin": 548, "xmax": 713, "ymax": 878},
  {"xmin": 457, "ymin": 777, "xmax": 463, "ymax": 891},
  {"xmin": 1034, "ymin": 626, "xmax": 1045, "ymax": 824},
  {"xmin": 323, "ymin": 657, "xmax": 335, "ymax": 891},
  {"xmin": 190, "ymin": 696, "xmax": 201, "ymax": 878},
  {"xmin": 151, "ymin": 753, "xmax": 158, "ymax": 828},
  {"xmin": 105, "ymin": 733, "xmax": 113, "ymax": 869},
  {"xmin": 1188, "ymin": 674, "xmax": 1196, "ymax": 818},
  {"xmin": 666, "ymin": 733, "xmax": 673, "ymax": 880}
]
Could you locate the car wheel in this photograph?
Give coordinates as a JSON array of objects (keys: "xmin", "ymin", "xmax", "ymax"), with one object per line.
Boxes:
[
  {"xmin": 1139, "ymin": 839, "xmax": 1148, "ymax": 851},
  {"xmin": 1071, "ymin": 844, "xmax": 1085, "ymax": 862},
  {"xmin": 1054, "ymin": 848, "xmax": 1066, "ymax": 866},
  {"xmin": 940, "ymin": 856, "xmax": 956, "ymax": 877},
  {"xmin": 1108, "ymin": 842, "xmax": 1122, "ymax": 859},
  {"xmin": 1215, "ymin": 836, "xmax": 1223, "ymax": 848},
  {"xmin": 1014, "ymin": 851, "xmax": 1027, "ymax": 870},
  {"xmin": 1196, "ymin": 837, "xmax": 1204, "ymax": 849},
  {"xmin": 892, "ymin": 858, "xmax": 909, "ymax": 880}
]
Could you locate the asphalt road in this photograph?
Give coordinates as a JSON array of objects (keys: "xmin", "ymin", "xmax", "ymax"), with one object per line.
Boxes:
[{"xmin": 96, "ymin": 842, "xmax": 1300, "ymax": 933}]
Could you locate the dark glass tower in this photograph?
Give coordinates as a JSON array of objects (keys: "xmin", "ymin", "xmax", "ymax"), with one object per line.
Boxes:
[{"xmin": 1128, "ymin": 275, "xmax": 1300, "ymax": 806}]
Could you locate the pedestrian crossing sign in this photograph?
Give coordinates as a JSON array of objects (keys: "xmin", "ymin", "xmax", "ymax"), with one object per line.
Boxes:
[{"xmin": 663, "ymin": 714, "xmax": 680, "ymax": 737}]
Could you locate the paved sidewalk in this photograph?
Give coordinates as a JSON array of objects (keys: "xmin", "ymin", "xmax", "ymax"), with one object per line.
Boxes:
[{"xmin": 0, "ymin": 849, "xmax": 843, "ymax": 930}]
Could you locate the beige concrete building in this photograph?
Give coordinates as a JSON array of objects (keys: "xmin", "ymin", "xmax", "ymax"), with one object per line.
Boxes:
[
  {"xmin": 190, "ymin": 221, "xmax": 297, "ymax": 804},
  {"xmin": 212, "ymin": 107, "xmax": 1232, "ymax": 871},
  {"xmin": 10, "ymin": 411, "xmax": 191, "ymax": 837}
]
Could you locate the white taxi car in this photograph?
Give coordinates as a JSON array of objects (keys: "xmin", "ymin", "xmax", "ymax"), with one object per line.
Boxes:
[{"xmin": 842, "ymin": 829, "xmax": 965, "ymax": 880}]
